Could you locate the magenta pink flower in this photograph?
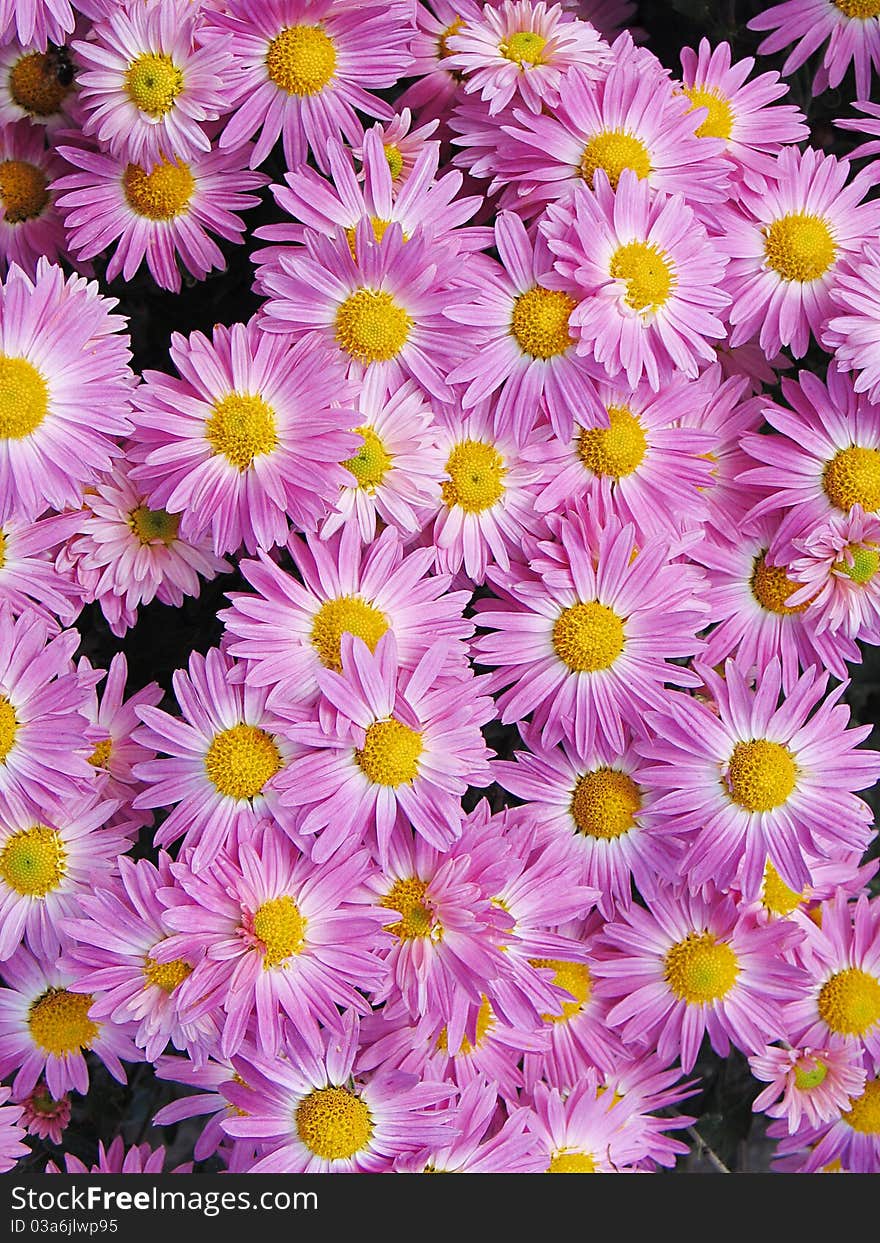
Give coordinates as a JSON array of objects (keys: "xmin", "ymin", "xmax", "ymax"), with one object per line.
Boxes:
[
  {"xmin": 130, "ymin": 319, "xmax": 358, "ymax": 556},
  {"xmin": 0, "ymin": 0, "xmax": 73, "ymax": 51},
  {"xmin": 394, "ymin": 1080, "xmax": 543, "ymax": 1173},
  {"xmin": 638, "ymin": 659, "xmax": 880, "ymax": 899},
  {"xmin": 750, "ymin": 1040, "xmax": 867, "ymax": 1133},
  {"xmin": 0, "ymin": 509, "xmax": 82, "ymax": 627},
  {"xmin": 749, "ymin": 0, "xmax": 880, "ymax": 99},
  {"xmin": 823, "ymin": 243, "xmax": 880, "ymax": 404},
  {"xmin": 0, "ymin": 120, "xmax": 69, "ymax": 275},
  {"xmin": 15, "ymin": 1081, "xmax": 70, "ymax": 1145},
  {"xmin": 542, "ymin": 170, "xmax": 730, "ymax": 389},
  {"xmin": 0, "ymin": 1086, "xmax": 26, "ymax": 1172},
  {"xmin": 785, "ymin": 505, "xmax": 880, "ymax": 644}
]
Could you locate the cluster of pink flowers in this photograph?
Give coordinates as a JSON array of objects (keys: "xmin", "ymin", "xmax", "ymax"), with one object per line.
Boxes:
[{"xmin": 2, "ymin": 0, "xmax": 880, "ymax": 1177}]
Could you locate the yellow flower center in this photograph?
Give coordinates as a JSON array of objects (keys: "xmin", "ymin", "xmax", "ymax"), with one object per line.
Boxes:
[
  {"xmin": 725, "ymin": 739, "xmax": 797, "ymax": 813},
  {"xmin": 501, "ymin": 31, "xmax": 547, "ymax": 65},
  {"xmin": 344, "ymin": 217, "xmax": 392, "ymax": 262},
  {"xmin": 793, "ymin": 1058, "xmax": 829, "ymax": 1091},
  {"xmin": 609, "ymin": 240, "xmax": 674, "ymax": 314},
  {"xmin": 0, "ymin": 528, "xmax": 5, "ymax": 570},
  {"xmin": 441, "ymin": 439, "xmax": 506, "ymax": 513},
  {"xmin": 335, "ymin": 289, "xmax": 412, "ymax": 366},
  {"xmin": 578, "ymin": 404, "xmax": 648, "ymax": 479},
  {"xmin": 823, "ymin": 446, "xmax": 880, "ymax": 513},
  {"xmin": 510, "ymin": 286, "xmax": 577, "ymax": 360},
  {"xmin": 552, "ymin": 601, "xmax": 625, "ymax": 673},
  {"xmin": 436, "ymin": 997, "xmax": 494, "ymax": 1054},
  {"xmin": 818, "ymin": 968, "xmax": 880, "ymax": 1037},
  {"xmin": 532, "ymin": 957, "xmax": 592, "ymax": 1024},
  {"xmin": 664, "ymin": 932, "xmax": 739, "ymax": 1004},
  {"xmin": 438, "ymin": 16, "xmax": 465, "ymax": 59},
  {"xmin": 0, "ymin": 355, "xmax": 48, "ymax": 440},
  {"xmin": 9, "ymin": 51, "xmax": 71, "ymax": 117},
  {"xmin": 266, "ymin": 25, "xmax": 337, "ymax": 95},
  {"xmin": 28, "ymin": 988, "xmax": 98, "ymax": 1057},
  {"xmin": 0, "ymin": 825, "xmax": 66, "ymax": 897},
  {"xmin": 750, "ymin": 551, "xmax": 810, "ymax": 614},
  {"xmin": 682, "ymin": 85, "xmax": 734, "ymax": 140},
  {"xmin": 380, "ymin": 876, "xmax": 439, "ymax": 941},
  {"xmin": 123, "ymin": 158, "xmax": 195, "ymax": 220},
  {"xmin": 203, "ymin": 724, "xmax": 282, "ymax": 801},
  {"xmin": 87, "ymin": 738, "xmax": 113, "ymax": 769},
  {"xmin": 252, "ymin": 895, "xmax": 307, "ymax": 969},
  {"xmin": 0, "ymin": 159, "xmax": 49, "ymax": 223},
  {"xmin": 384, "ymin": 144, "xmax": 404, "ymax": 180},
  {"xmin": 124, "ymin": 53, "xmax": 183, "ymax": 118},
  {"xmin": 570, "ymin": 768, "xmax": 641, "ymax": 840},
  {"xmin": 0, "ymin": 695, "xmax": 18, "ymax": 762},
  {"xmin": 843, "ymin": 1078, "xmax": 880, "ymax": 1135},
  {"xmin": 762, "ymin": 861, "xmax": 806, "ymax": 917},
  {"xmin": 580, "ymin": 129, "xmax": 652, "ymax": 191},
  {"xmin": 130, "ymin": 505, "xmax": 180, "ymax": 545},
  {"xmin": 342, "ymin": 425, "xmax": 391, "ymax": 491},
  {"xmin": 834, "ymin": 0, "xmax": 880, "ymax": 17},
  {"xmin": 836, "ymin": 544, "xmax": 880, "ymax": 584},
  {"xmin": 143, "ymin": 954, "xmax": 191, "ymax": 994},
  {"xmin": 205, "ymin": 392, "xmax": 278, "ymax": 472},
  {"xmin": 548, "ymin": 1150, "xmax": 597, "ymax": 1174},
  {"xmin": 356, "ymin": 719, "xmax": 423, "ymax": 786},
  {"xmin": 295, "ymin": 1086, "xmax": 373, "ymax": 1160},
  {"xmin": 763, "ymin": 213, "xmax": 837, "ymax": 283},
  {"xmin": 310, "ymin": 595, "xmax": 389, "ymax": 673}
]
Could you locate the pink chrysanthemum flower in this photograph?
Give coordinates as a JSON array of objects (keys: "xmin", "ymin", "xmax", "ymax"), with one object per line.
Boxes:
[
  {"xmin": 158, "ymin": 830, "xmax": 386, "ymax": 1061},
  {"xmin": 473, "ymin": 506, "xmax": 707, "ymax": 754},
  {"xmin": 397, "ymin": 1082, "xmax": 543, "ymax": 1175},
  {"xmin": 48, "ymin": 1137, "xmax": 190, "ymax": 1175},
  {"xmin": 210, "ymin": 0, "xmax": 413, "ymax": 171},
  {"xmin": 0, "ymin": 40, "xmax": 80, "ymax": 133},
  {"xmin": 445, "ymin": 1, "xmax": 609, "ymax": 116},
  {"xmin": 0, "ymin": 607, "xmax": 93, "ymax": 823},
  {"xmin": 525, "ymin": 1075, "xmax": 645, "ymax": 1172},
  {"xmin": 520, "ymin": 914, "xmax": 625, "ymax": 1091},
  {"xmin": 692, "ymin": 516, "xmax": 859, "ymax": 690},
  {"xmin": 0, "ymin": 792, "xmax": 122, "ymax": 962},
  {"xmin": 0, "ymin": 0, "xmax": 74, "ymax": 52},
  {"xmin": 823, "ymin": 244, "xmax": 880, "ymax": 404},
  {"xmin": 750, "ymin": 1040, "xmax": 867, "ymax": 1133},
  {"xmin": 786, "ymin": 894, "xmax": 880, "ymax": 1071},
  {"xmin": 399, "ymin": 1, "xmax": 487, "ymax": 123},
  {"xmin": 221, "ymin": 524, "xmax": 473, "ymax": 711},
  {"xmin": 253, "ymin": 128, "xmax": 489, "ymax": 278},
  {"xmin": 72, "ymin": 1, "xmax": 230, "ymax": 165},
  {"xmin": 259, "ymin": 222, "xmax": 459, "ymax": 402},
  {"xmin": 76, "ymin": 654, "xmax": 162, "ymax": 819},
  {"xmin": 15, "ymin": 1081, "xmax": 70, "ymax": 1144},
  {"xmin": 541, "ymin": 171, "xmax": 730, "ymax": 390},
  {"xmin": 0, "ymin": 259, "xmax": 133, "ymax": 523},
  {"xmin": 61, "ymin": 463, "xmax": 230, "ymax": 636},
  {"xmin": 320, "ymin": 374, "xmax": 444, "ymax": 543},
  {"xmin": 0, "ymin": 120, "xmax": 68, "ymax": 274},
  {"xmin": 52, "ymin": 141, "xmax": 268, "ymax": 294},
  {"xmin": 444, "ymin": 211, "xmax": 604, "ymax": 440},
  {"xmin": 429, "ymin": 397, "xmax": 547, "ymax": 584},
  {"xmin": 601, "ymin": 1056, "xmax": 697, "ymax": 1171},
  {"xmin": 638, "ymin": 659, "xmax": 880, "ymax": 900},
  {"xmin": 0, "ymin": 1086, "xmax": 26, "ymax": 1173},
  {"xmin": 495, "ymin": 725, "xmax": 680, "ymax": 918},
  {"xmin": 746, "ymin": 851, "xmax": 878, "ymax": 925},
  {"xmin": 749, "ymin": 0, "xmax": 880, "ymax": 100},
  {"xmin": 130, "ymin": 319, "xmax": 357, "ymax": 556},
  {"xmin": 360, "ymin": 828, "xmax": 512, "ymax": 1036},
  {"xmin": 722, "ymin": 147, "xmax": 880, "ymax": 359},
  {"xmin": 60, "ymin": 853, "xmax": 216, "ymax": 1065},
  {"xmin": 0, "ymin": 947, "xmax": 137, "ymax": 1099},
  {"xmin": 222, "ymin": 1013, "xmax": 454, "ymax": 1173},
  {"xmin": 738, "ymin": 366, "xmax": 880, "ymax": 547},
  {"xmin": 279, "ymin": 633, "xmax": 494, "ymax": 862},
  {"xmin": 678, "ymin": 38, "xmax": 808, "ymax": 180},
  {"xmin": 528, "ymin": 371, "xmax": 716, "ymax": 540},
  {"xmin": 491, "ymin": 56, "xmax": 731, "ymax": 217},
  {"xmin": 0, "ymin": 509, "xmax": 82, "ymax": 626},
  {"xmin": 785, "ymin": 505, "xmax": 880, "ymax": 643},
  {"xmin": 593, "ymin": 883, "xmax": 805, "ymax": 1073},
  {"xmin": 350, "ymin": 111, "xmax": 441, "ymax": 190},
  {"xmin": 131, "ymin": 647, "xmax": 297, "ymax": 872}
]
